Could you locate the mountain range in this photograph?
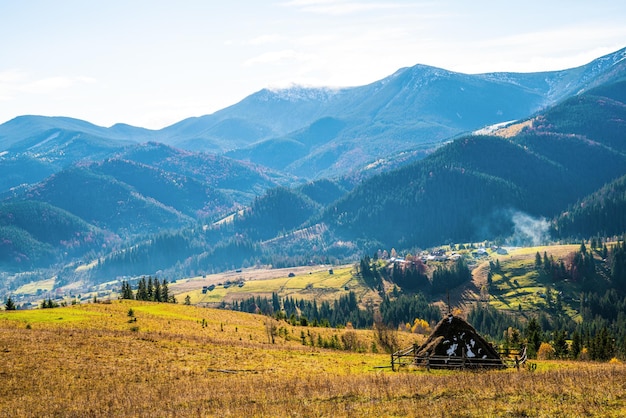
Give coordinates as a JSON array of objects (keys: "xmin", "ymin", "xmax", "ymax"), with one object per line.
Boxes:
[
  {"xmin": 1, "ymin": 46, "xmax": 626, "ymax": 292},
  {"xmin": 2, "ymin": 47, "xmax": 625, "ymax": 181}
]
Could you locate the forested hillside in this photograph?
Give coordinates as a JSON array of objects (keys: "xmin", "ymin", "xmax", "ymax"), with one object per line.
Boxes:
[
  {"xmin": 0, "ymin": 201, "xmax": 114, "ymax": 269},
  {"xmin": 554, "ymin": 174, "xmax": 626, "ymax": 239},
  {"xmin": 22, "ymin": 166, "xmax": 195, "ymax": 235},
  {"xmin": 324, "ymin": 81, "xmax": 626, "ymax": 250}
]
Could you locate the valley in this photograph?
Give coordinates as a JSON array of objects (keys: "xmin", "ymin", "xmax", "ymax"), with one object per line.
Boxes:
[
  {"xmin": 3, "ymin": 4, "xmax": 626, "ymax": 416},
  {"xmin": 0, "ymin": 48, "xmax": 626, "ymax": 415}
]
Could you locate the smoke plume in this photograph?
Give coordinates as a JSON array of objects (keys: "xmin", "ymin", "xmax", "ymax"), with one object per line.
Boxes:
[{"xmin": 507, "ymin": 211, "xmax": 551, "ymax": 247}]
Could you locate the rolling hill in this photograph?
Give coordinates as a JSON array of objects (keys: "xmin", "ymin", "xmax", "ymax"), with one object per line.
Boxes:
[
  {"xmin": 0, "ymin": 200, "xmax": 116, "ymax": 270},
  {"xmin": 554, "ymin": 174, "xmax": 626, "ymax": 239}
]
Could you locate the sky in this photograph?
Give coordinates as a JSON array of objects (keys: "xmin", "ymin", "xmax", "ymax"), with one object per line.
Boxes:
[{"xmin": 1, "ymin": 0, "xmax": 626, "ymax": 130}]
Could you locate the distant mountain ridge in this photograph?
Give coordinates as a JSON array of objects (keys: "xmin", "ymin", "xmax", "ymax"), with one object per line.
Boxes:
[{"xmin": 2, "ymin": 47, "xmax": 625, "ymax": 180}]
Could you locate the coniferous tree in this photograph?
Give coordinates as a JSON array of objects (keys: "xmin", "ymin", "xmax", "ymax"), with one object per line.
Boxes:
[
  {"xmin": 272, "ymin": 292, "xmax": 281, "ymax": 313},
  {"xmin": 5, "ymin": 296, "xmax": 16, "ymax": 311},
  {"xmin": 535, "ymin": 251, "xmax": 542, "ymax": 270},
  {"xmin": 571, "ymin": 330, "xmax": 582, "ymax": 359},
  {"xmin": 154, "ymin": 280, "xmax": 162, "ymax": 302},
  {"xmin": 590, "ymin": 326, "xmax": 614, "ymax": 361},
  {"xmin": 121, "ymin": 281, "xmax": 134, "ymax": 299},
  {"xmin": 553, "ymin": 330, "xmax": 569, "ymax": 359},
  {"xmin": 525, "ymin": 317, "xmax": 542, "ymax": 358},
  {"xmin": 161, "ymin": 279, "xmax": 169, "ymax": 303},
  {"xmin": 543, "ymin": 252, "xmax": 550, "ymax": 273},
  {"xmin": 136, "ymin": 277, "xmax": 148, "ymax": 301},
  {"xmin": 146, "ymin": 277, "xmax": 154, "ymax": 301}
]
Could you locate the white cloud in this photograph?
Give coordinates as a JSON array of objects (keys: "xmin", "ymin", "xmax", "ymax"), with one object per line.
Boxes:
[
  {"xmin": 0, "ymin": 71, "xmax": 97, "ymax": 96},
  {"xmin": 0, "ymin": 69, "xmax": 26, "ymax": 84},
  {"xmin": 20, "ymin": 76, "xmax": 74, "ymax": 94},
  {"xmin": 282, "ymin": 0, "xmax": 407, "ymax": 15},
  {"xmin": 246, "ymin": 34, "xmax": 284, "ymax": 45},
  {"xmin": 244, "ymin": 50, "xmax": 317, "ymax": 67}
]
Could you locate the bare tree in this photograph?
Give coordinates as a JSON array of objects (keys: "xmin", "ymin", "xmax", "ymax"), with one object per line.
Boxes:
[
  {"xmin": 372, "ymin": 312, "xmax": 398, "ymax": 353},
  {"xmin": 265, "ymin": 318, "xmax": 278, "ymax": 344}
]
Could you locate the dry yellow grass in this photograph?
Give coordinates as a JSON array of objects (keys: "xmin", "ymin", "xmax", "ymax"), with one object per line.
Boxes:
[
  {"xmin": 2, "ymin": 301, "xmax": 626, "ymax": 417},
  {"xmin": 492, "ymin": 119, "xmax": 534, "ymax": 138}
]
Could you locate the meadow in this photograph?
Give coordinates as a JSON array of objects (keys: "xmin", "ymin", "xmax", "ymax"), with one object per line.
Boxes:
[
  {"xmin": 172, "ymin": 265, "xmax": 379, "ymax": 307},
  {"xmin": 487, "ymin": 245, "xmax": 581, "ymax": 315},
  {"xmin": 2, "ymin": 300, "xmax": 626, "ymax": 417}
]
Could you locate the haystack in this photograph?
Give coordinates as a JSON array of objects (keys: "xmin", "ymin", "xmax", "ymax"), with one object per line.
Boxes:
[{"xmin": 413, "ymin": 314, "xmax": 504, "ymax": 368}]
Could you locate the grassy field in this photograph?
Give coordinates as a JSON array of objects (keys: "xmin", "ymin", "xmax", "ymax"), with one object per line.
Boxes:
[
  {"xmin": 2, "ymin": 301, "xmax": 626, "ymax": 417},
  {"xmin": 173, "ymin": 265, "xmax": 379, "ymax": 307},
  {"xmin": 485, "ymin": 245, "xmax": 584, "ymax": 318},
  {"xmin": 13, "ymin": 277, "xmax": 55, "ymax": 295}
]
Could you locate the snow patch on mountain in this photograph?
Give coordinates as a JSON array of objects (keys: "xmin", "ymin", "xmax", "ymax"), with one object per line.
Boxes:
[
  {"xmin": 264, "ymin": 85, "xmax": 343, "ymax": 102},
  {"xmin": 473, "ymin": 120, "xmax": 517, "ymax": 135},
  {"xmin": 27, "ymin": 131, "xmax": 61, "ymax": 150}
]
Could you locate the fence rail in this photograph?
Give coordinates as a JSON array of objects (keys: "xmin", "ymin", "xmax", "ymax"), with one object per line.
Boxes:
[{"xmin": 390, "ymin": 345, "xmax": 527, "ymax": 371}]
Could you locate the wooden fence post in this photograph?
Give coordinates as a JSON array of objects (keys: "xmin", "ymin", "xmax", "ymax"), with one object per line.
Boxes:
[{"xmin": 462, "ymin": 347, "xmax": 466, "ymax": 370}]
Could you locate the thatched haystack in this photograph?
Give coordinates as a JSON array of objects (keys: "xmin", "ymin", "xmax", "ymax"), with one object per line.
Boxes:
[{"xmin": 413, "ymin": 314, "xmax": 504, "ymax": 369}]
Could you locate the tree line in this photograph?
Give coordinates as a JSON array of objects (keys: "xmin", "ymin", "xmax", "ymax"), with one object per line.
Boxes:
[
  {"xmin": 358, "ymin": 254, "xmax": 472, "ymax": 296},
  {"xmin": 120, "ymin": 277, "xmax": 176, "ymax": 303},
  {"xmin": 229, "ymin": 290, "xmax": 441, "ymax": 331}
]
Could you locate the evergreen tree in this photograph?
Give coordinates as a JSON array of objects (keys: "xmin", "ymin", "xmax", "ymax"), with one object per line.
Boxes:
[
  {"xmin": 5, "ymin": 296, "xmax": 16, "ymax": 311},
  {"xmin": 121, "ymin": 281, "xmax": 134, "ymax": 300},
  {"xmin": 146, "ymin": 277, "xmax": 154, "ymax": 301},
  {"xmin": 154, "ymin": 280, "xmax": 162, "ymax": 302},
  {"xmin": 525, "ymin": 317, "xmax": 542, "ymax": 358},
  {"xmin": 543, "ymin": 252, "xmax": 550, "ymax": 273},
  {"xmin": 272, "ymin": 292, "xmax": 281, "ymax": 313},
  {"xmin": 161, "ymin": 279, "xmax": 169, "ymax": 303},
  {"xmin": 590, "ymin": 326, "xmax": 614, "ymax": 361},
  {"xmin": 535, "ymin": 251, "xmax": 542, "ymax": 270},
  {"xmin": 571, "ymin": 330, "xmax": 582, "ymax": 359},
  {"xmin": 136, "ymin": 277, "xmax": 148, "ymax": 301},
  {"xmin": 553, "ymin": 329, "xmax": 568, "ymax": 359}
]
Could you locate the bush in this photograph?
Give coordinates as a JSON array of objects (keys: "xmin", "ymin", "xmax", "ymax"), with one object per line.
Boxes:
[
  {"xmin": 537, "ymin": 342, "xmax": 555, "ymax": 360},
  {"xmin": 341, "ymin": 330, "xmax": 360, "ymax": 351}
]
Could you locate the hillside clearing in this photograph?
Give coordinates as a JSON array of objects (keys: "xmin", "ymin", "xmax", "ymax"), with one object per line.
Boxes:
[{"xmin": 171, "ymin": 264, "xmax": 380, "ymax": 307}]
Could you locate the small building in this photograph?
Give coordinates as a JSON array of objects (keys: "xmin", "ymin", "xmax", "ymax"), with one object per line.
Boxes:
[{"xmin": 392, "ymin": 315, "xmax": 507, "ymax": 370}]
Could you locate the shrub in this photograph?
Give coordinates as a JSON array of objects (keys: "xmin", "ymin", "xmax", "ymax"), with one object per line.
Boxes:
[
  {"xmin": 537, "ymin": 342, "xmax": 555, "ymax": 360},
  {"xmin": 341, "ymin": 330, "xmax": 360, "ymax": 351}
]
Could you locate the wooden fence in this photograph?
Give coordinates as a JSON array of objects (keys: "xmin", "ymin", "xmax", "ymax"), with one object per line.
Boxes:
[{"xmin": 389, "ymin": 344, "xmax": 527, "ymax": 371}]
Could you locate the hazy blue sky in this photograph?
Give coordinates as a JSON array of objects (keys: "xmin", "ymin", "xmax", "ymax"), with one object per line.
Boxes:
[{"xmin": 1, "ymin": 0, "xmax": 625, "ymax": 129}]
